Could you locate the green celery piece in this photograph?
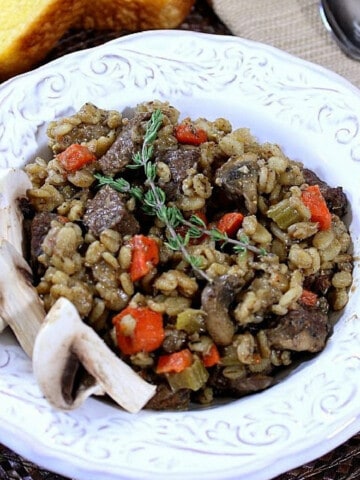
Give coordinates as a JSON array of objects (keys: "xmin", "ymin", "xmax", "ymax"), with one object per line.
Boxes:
[
  {"xmin": 166, "ymin": 356, "xmax": 209, "ymax": 391},
  {"xmin": 176, "ymin": 309, "xmax": 205, "ymax": 334},
  {"xmin": 267, "ymin": 198, "xmax": 303, "ymax": 229}
]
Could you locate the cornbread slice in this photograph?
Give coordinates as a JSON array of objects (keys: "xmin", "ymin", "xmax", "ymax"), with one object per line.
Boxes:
[
  {"xmin": 0, "ymin": 0, "xmax": 194, "ymax": 82},
  {"xmin": 0, "ymin": 0, "xmax": 83, "ymax": 81},
  {"xmin": 79, "ymin": 0, "xmax": 194, "ymax": 31}
]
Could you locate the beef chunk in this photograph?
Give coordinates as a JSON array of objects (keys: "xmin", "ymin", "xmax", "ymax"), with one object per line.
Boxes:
[
  {"xmin": 48, "ymin": 103, "xmax": 122, "ymax": 154},
  {"xmin": 157, "ymin": 147, "xmax": 199, "ymax": 200},
  {"xmin": 30, "ymin": 212, "xmax": 58, "ymax": 260},
  {"xmin": 215, "ymin": 153, "xmax": 259, "ymax": 214},
  {"xmin": 303, "ymin": 272, "xmax": 332, "ymax": 295},
  {"xmin": 145, "ymin": 383, "xmax": 190, "ymax": 411},
  {"xmin": 209, "ymin": 367, "xmax": 273, "ymax": 397},
  {"xmin": 266, "ymin": 306, "xmax": 330, "ymax": 353},
  {"xmin": 99, "ymin": 112, "xmax": 150, "ymax": 175},
  {"xmin": 83, "ymin": 185, "xmax": 139, "ymax": 237},
  {"xmin": 30, "ymin": 212, "xmax": 58, "ymax": 277},
  {"xmin": 303, "ymin": 168, "xmax": 348, "ymax": 217}
]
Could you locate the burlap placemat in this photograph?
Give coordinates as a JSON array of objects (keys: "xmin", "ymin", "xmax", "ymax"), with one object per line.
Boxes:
[{"xmin": 210, "ymin": 0, "xmax": 360, "ymax": 89}]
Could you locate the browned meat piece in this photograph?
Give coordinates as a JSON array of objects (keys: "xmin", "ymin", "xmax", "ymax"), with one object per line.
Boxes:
[
  {"xmin": 303, "ymin": 272, "xmax": 332, "ymax": 295},
  {"xmin": 209, "ymin": 367, "xmax": 273, "ymax": 397},
  {"xmin": 231, "ymin": 374, "xmax": 273, "ymax": 394},
  {"xmin": 145, "ymin": 383, "xmax": 190, "ymax": 411},
  {"xmin": 266, "ymin": 306, "xmax": 330, "ymax": 353},
  {"xmin": 157, "ymin": 147, "xmax": 200, "ymax": 201},
  {"xmin": 30, "ymin": 211, "xmax": 57, "ymax": 258},
  {"xmin": 303, "ymin": 168, "xmax": 348, "ymax": 216},
  {"xmin": 201, "ymin": 274, "xmax": 244, "ymax": 346},
  {"xmin": 48, "ymin": 103, "xmax": 122, "ymax": 154},
  {"xmin": 99, "ymin": 112, "xmax": 151, "ymax": 175},
  {"xmin": 215, "ymin": 153, "xmax": 259, "ymax": 214},
  {"xmin": 83, "ymin": 185, "xmax": 139, "ymax": 237},
  {"xmin": 29, "ymin": 211, "xmax": 59, "ymax": 279}
]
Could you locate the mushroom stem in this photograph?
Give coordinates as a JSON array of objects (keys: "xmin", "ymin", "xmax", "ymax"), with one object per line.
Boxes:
[
  {"xmin": 33, "ymin": 297, "xmax": 156, "ymax": 413},
  {"xmin": 0, "ymin": 239, "xmax": 45, "ymax": 357},
  {"xmin": 0, "ymin": 168, "xmax": 32, "ymax": 333}
]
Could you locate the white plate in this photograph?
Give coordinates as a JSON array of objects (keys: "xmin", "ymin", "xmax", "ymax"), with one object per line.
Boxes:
[{"xmin": 0, "ymin": 30, "xmax": 359, "ymax": 480}]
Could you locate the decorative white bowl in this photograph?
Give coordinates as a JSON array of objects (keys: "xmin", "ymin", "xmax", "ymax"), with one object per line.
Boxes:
[{"xmin": 0, "ymin": 30, "xmax": 359, "ymax": 480}]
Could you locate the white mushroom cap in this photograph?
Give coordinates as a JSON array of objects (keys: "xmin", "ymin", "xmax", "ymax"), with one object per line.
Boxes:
[
  {"xmin": 33, "ymin": 297, "xmax": 156, "ymax": 413},
  {"xmin": 0, "ymin": 168, "xmax": 32, "ymax": 333},
  {"xmin": 0, "ymin": 167, "xmax": 31, "ymax": 255},
  {"xmin": 0, "ymin": 239, "xmax": 45, "ymax": 357}
]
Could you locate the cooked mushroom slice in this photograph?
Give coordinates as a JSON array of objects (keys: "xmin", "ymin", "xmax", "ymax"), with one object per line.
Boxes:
[
  {"xmin": 215, "ymin": 153, "xmax": 259, "ymax": 214},
  {"xmin": 201, "ymin": 274, "xmax": 244, "ymax": 346},
  {"xmin": 0, "ymin": 239, "xmax": 45, "ymax": 357},
  {"xmin": 32, "ymin": 297, "xmax": 156, "ymax": 413},
  {"xmin": 0, "ymin": 168, "xmax": 32, "ymax": 333}
]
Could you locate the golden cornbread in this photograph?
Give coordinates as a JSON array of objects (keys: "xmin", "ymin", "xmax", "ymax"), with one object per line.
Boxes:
[
  {"xmin": 0, "ymin": 0, "xmax": 82, "ymax": 81},
  {"xmin": 79, "ymin": 0, "xmax": 194, "ymax": 30},
  {"xmin": 0, "ymin": 0, "xmax": 195, "ymax": 81}
]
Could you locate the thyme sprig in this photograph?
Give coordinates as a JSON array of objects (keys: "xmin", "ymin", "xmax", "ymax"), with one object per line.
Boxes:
[
  {"xmin": 94, "ymin": 109, "xmax": 266, "ymax": 282},
  {"xmin": 181, "ymin": 214, "xmax": 267, "ymax": 256}
]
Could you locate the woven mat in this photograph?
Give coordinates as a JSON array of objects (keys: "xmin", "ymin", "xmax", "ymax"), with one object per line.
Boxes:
[
  {"xmin": 211, "ymin": 0, "xmax": 360, "ymax": 89},
  {"xmin": 0, "ymin": 1, "xmax": 359, "ymax": 479}
]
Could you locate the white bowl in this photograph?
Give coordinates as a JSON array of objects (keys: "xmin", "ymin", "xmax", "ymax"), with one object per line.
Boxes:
[{"xmin": 0, "ymin": 30, "xmax": 359, "ymax": 480}]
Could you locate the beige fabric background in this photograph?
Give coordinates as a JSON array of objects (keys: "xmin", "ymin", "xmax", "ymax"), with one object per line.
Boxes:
[{"xmin": 210, "ymin": 0, "xmax": 360, "ymax": 89}]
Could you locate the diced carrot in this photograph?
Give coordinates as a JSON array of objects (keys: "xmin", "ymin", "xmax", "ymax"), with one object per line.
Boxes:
[
  {"xmin": 174, "ymin": 120, "xmax": 207, "ymax": 145},
  {"xmin": 113, "ymin": 306, "xmax": 164, "ymax": 355},
  {"xmin": 301, "ymin": 184, "xmax": 332, "ymax": 230},
  {"xmin": 300, "ymin": 289, "xmax": 318, "ymax": 307},
  {"xmin": 216, "ymin": 212, "xmax": 244, "ymax": 237},
  {"xmin": 156, "ymin": 348, "xmax": 193, "ymax": 374},
  {"xmin": 129, "ymin": 235, "xmax": 159, "ymax": 282},
  {"xmin": 57, "ymin": 144, "xmax": 97, "ymax": 172},
  {"xmin": 202, "ymin": 343, "xmax": 220, "ymax": 367}
]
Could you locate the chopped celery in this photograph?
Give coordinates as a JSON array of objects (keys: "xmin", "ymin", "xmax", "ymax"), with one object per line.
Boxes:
[
  {"xmin": 220, "ymin": 344, "xmax": 240, "ymax": 366},
  {"xmin": 175, "ymin": 308, "xmax": 205, "ymax": 334},
  {"xmin": 166, "ymin": 356, "xmax": 209, "ymax": 391},
  {"xmin": 267, "ymin": 198, "xmax": 304, "ymax": 229}
]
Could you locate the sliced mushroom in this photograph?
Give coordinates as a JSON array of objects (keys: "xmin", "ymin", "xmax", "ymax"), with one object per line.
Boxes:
[
  {"xmin": 0, "ymin": 239, "xmax": 45, "ymax": 356},
  {"xmin": 0, "ymin": 168, "xmax": 31, "ymax": 252},
  {"xmin": 215, "ymin": 153, "xmax": 259, "ymax": 214},
  {"xmin": 0, "ymin": 168, "xmax": 32, "ymax": 333},
  {"xmin": 201, "ymin": 274, "xmax": 244, "ymax": 346},
  {"xmin": 32, "ymin": 297, "xmax": 156, "ymax": 413}
]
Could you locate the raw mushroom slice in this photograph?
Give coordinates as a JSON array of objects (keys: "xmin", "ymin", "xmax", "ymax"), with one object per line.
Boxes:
[
  {"xmin": 0, "ymin": 168, "xmax": 31, "ymax": 253},
  {"xmin": 0, "ymin": 168, "xmax": 32, "ymax": 333},
  {"xmin": 0, "ymin": 239, "xmax": 45, "ymax": 357},
  {"xmin": 33, "ymin": 297, "xmax": 157, "ymax": 413}
]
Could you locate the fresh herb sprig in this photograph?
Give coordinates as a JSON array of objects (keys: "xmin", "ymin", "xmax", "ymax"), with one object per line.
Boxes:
[
  {"xmin": 94, "ymin": 110, "xmax": 211, "ymax": 281},
  {"xmin": 95, "ymin": 109, "xmax": 266, "ymax": 281},
  {"xmin": 181, "ymin": 214, "xmax": 267, "ymax": 256}
]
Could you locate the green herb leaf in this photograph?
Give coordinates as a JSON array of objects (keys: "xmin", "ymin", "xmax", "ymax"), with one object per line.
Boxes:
[{"xmin": 189, "ymin": 214, "xmax": 206, "ymax": 228}]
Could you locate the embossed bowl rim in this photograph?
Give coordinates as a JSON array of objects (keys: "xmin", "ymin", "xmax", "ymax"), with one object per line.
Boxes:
[{"xmin": 0, "ymin": 30, "xmax": 359, "ymax": 480}]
